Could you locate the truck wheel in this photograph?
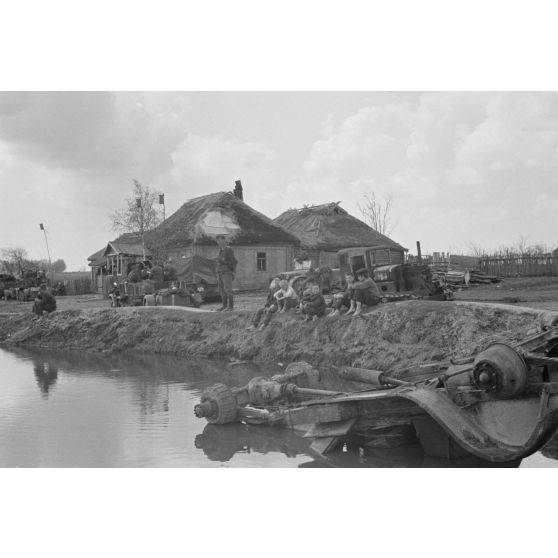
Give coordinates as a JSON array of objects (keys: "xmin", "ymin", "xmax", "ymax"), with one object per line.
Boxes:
[{"xmin": 199, "ymin": 384, "xmax": 238, "ymax": 424}]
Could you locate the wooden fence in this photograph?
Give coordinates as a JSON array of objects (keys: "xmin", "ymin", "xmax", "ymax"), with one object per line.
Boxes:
[
  {"xmin": 49, "ymin": 272, "xmax": 93, "ymax": 296},
  {"xmin": 478, "ymin": 255, "xmax": 558, "ymax": 277}
]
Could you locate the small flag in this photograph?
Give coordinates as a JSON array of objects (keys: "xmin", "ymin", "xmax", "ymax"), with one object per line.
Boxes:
[
  {"xmin": 159, "ymin": 194, "xmax": 165, "ymax": 205},
  {"xmin": 39, "ymin": 223, "xmax": 44, "ymax": 230},
  {"xmin": 136, "ymin": 198, "xmax": 142, "ymax": 208}
]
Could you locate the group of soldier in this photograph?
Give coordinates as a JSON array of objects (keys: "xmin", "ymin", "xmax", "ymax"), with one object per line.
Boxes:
[
  {"xmin": 243, "ymin": 268, "xmax": 381, "ymax": 331},
  {"xmin": 210, "ymin": 235, "xmax": 382, "ymax": 331}
]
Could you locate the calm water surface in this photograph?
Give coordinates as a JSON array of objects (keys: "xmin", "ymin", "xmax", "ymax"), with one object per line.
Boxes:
[{"xmin": 1, "ymin": 347, "xmax": 558, "ymax": 468}]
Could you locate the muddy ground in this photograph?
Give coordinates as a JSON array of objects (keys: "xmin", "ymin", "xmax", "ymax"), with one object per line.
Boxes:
[
  {"xmin": 1, "ymin": 275, "xmax": 557, "ymax": 370},
  {"xmin": 454, "ymin": 275, "xmax": 558, "ymax": 311}
]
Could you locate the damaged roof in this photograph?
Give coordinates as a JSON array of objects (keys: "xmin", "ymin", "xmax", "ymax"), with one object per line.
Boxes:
[
  {"xmin": 145, "ymin": 191, "xmax": 299, "ymax": 248},
  {"xmin": 274, "ymin": 202, "xmax": 406, "ymax": 251}
]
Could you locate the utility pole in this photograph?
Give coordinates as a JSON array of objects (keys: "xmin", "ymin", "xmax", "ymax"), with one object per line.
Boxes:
[
  {"xmin": 159, "ymin": 193, "xmax": 165, "ymax": 221},
  {"xmin": 39, "ymin": 223, "xmax": 53, "ymax": 278}
]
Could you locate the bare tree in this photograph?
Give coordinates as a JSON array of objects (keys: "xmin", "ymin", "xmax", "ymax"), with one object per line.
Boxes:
[
  {"xmin": 110, "ymin": 180, "xmax": 163, "ymax": 235},
  {"xmin": 358, "ymin": 192, "xmax": 395, "ymax": 236},
  {"xmin": 468, "ymin": 242, "xmax": 486, "ymax": 258},
  {"xmin": 0, "ymin": 247, "xmax": 29, "ymax": 276},
  {"xmin": 515, "ymin": 235, "xmax": 529, "ymax": 255},
  {"xmin": 528, "ymin": 243, "xmax": 548, "ymax": 255}
]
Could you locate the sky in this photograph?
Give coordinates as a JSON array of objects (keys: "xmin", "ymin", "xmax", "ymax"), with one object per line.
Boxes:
[{"xmin": 1, "ymin": 91, "xmax": 558, "ymax": 271}]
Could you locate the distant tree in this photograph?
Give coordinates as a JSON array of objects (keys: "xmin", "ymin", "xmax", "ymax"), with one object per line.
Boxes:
[
  {"xmin": 110, "ymin": 180, "xmax": 163, "ymax": 235},
  {"xmin": 528, "ymin": 243, "xmax": 548, "ymax": 255},
  {"xmin": 52, "ymin": 259, "xmax": 67, "ymax": 272},
  {"xmin": 515, "ymin": 235, "xmax": 529, "ymax": 255},
  {"xmin": 358, "ymin": 192, "xmax": 395, "ymax": 236},
  {"xmin": 0, "ymin": 247, "xmax": 29, "ymax": 276},
  {"xmin": 0, "ymin": 248, "xmax": 70, "ymax": 276},
  {"xmin": 468, "ymin": 242, "xmax": 486, "ymax": 258}
]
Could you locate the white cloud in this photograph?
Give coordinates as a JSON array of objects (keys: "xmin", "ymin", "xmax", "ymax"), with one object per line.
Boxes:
[
  {"xmin": 3, "ymin": 92, "xmax": 558, "ymax": 269},
  {"xmin": 290, "ymin": 92, "xmax": 558, "ymax": 253},
  {"xmin": 169, "ymin": 133, "xmax": 284, "ymax": 213}
]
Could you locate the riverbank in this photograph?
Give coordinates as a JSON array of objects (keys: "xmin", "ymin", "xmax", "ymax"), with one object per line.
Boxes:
[{"xmin": 0, "ymin": 300, "xmax": 551, "ymax": 371}]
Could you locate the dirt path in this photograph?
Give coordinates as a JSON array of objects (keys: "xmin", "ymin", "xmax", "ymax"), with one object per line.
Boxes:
[{"xmin": 454, "ymin": 276, "xmax": 558, "ymax": 310}]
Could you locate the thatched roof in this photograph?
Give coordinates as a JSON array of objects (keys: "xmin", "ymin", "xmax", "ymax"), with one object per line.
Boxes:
[
  {"xmin": 274, "ymin": 202, "xmax": 406, "ymax": 251},
  {"xmin": 145, "ymin": 191, "xmax": 299, "ymax": 249}
]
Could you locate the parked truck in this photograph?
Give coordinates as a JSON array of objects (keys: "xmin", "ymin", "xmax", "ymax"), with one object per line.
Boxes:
[{"xmin": 337, "ymin": 245, "xmax": 452, "ymax": 301}]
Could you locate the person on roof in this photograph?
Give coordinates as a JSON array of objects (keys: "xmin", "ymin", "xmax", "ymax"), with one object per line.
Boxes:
[{"xmin": 215, "ymin": 234, "xmax": 237, "ymax": 312}]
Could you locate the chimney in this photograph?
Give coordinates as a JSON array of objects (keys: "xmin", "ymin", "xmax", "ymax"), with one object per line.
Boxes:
[{"xmin": 234, "ymin": 179, "xmax": 243, "ymax": 201}]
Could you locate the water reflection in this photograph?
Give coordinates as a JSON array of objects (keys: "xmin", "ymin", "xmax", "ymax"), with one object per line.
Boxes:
[
  {"xmin": 195, "ymin": 423, "xmax": 523, "ymax": 468},
  {"xmin": 0, "ymin": 346, "xmax": 554, "ymax": 467},
  {"xmin": 33, "ymin": 361, "xmax": 58, "ymax": 397},
  {"xmin": 0, "ymin": 346, "xmax": 294, "ymax": 467}
]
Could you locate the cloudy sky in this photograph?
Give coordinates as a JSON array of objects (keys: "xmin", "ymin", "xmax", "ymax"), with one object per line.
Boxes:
[{"xmin": 1, "ymin": 91, "xmax": 558, "ymax": 270}]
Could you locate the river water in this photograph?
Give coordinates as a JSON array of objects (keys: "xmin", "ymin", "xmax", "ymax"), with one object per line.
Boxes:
[{"xmin": 1, "ymin": 347, "xmax": 558, "ymax": 468}]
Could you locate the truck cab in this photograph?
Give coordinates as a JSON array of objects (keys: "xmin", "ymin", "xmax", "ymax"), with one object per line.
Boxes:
[
  {"xmin": 338, "ymin": 245, "xmax": 405, "ymax": 278},
  {"xmin": 337, "ymin": 246, "xmax": 450, "ymax": 301}
]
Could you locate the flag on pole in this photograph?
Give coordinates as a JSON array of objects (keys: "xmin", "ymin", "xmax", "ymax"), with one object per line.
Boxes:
[
  {"xmin": 39, "ymin": 223, "xmax": 44, "ymax": 230},
  {"xmin": 159, "ymin": 194, "xmax": 165, "ymax": 205}
]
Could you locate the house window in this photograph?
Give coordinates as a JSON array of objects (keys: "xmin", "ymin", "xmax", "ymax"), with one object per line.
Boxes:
[{"xmin": 256, "ymin": 252, "xmax": 267, "ymax": 271}]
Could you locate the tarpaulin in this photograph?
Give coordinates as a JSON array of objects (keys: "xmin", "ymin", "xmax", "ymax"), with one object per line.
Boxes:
[{"xmin": 173, "ymin": 254, "xmax": 217, "ymax": 285}]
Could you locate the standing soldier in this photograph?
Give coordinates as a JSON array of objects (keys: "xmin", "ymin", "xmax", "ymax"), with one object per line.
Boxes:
[{"xmin": 215, "ymin": 234, "xmax": 237, "ymax": 311}]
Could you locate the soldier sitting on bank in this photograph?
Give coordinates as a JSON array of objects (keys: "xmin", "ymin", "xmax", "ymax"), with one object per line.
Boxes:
[
  {"xmin": 301, "ymin": 284, "xmax": 327, "ymax": 322},
  {"xmin": 274, "ymin": 279, "xmax": 299, "ymax": 313},
  {"xmin": 32, "ymin": 284, "xmax": 57, "ymax": 316},
  {"xmin": 246, "ymin": 277, "xmax": 282, "ymax": 331},
  {"xmin": 328, "ymin": 273, "xmax": 355, "ymax": 317},
  {"xmin": 347, "ymin": 268, "xmax": 381, "ymax": 317}
]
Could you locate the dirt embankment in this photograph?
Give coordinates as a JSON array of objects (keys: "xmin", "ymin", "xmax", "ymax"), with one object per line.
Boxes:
[{"xmin": 0, "ymin": 301, "xmax": 551, "ymax": 371}]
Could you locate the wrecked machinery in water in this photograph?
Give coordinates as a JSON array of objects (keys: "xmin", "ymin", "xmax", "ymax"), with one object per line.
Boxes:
[{"xmin": 194, "ymin": 325, "xmax": 558, "ymax": 462}]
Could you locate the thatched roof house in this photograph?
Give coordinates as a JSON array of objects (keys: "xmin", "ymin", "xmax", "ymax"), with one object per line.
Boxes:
[
  {"xmin": 145, "ymin": 191, "xmax": 299, "ymax": 290},
  {"xmin": 274, "ymin": 202, "xmax": 406, "ymax": 268}
]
